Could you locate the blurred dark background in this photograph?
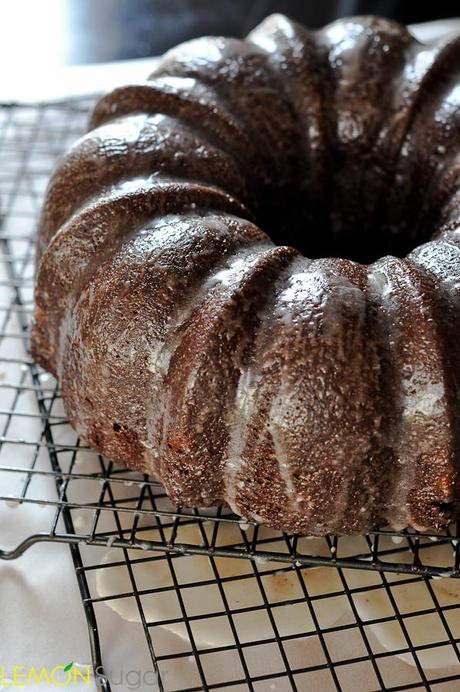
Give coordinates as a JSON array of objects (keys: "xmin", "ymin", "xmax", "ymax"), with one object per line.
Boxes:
[{"xmin": 2, "ymin": 0, "xmax": 459, "ymax": 68}]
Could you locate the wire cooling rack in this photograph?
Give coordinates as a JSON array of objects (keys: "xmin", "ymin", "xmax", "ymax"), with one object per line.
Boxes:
[{"xmin": 2, "ymin": 99, "xmax": 460, "ymax": 692}]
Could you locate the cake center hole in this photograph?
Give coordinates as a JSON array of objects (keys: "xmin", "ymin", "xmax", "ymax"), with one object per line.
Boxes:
[{"xmin": 259, "ymin": 176, "xmax": 437, "ymax": 264}]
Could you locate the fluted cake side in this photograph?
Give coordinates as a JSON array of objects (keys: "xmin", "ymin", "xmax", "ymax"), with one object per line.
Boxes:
[{"xmin": 32, "ymin": 14, "xmax": 460, "ymax": 534}]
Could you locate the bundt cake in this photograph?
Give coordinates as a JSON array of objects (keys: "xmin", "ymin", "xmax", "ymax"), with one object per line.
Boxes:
[{"xmin": 32, "ymin": 14, "xmax": 460, "ymax": 535}]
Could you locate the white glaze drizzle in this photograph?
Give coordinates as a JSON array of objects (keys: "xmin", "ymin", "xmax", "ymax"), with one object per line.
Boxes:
[
  {"xmin": 224, "ymin": 367, "xmax": 259, "ymax": 514},
  {"xmin": 268, "ymin": 387, "xmax": 300, "ymax": 512}
]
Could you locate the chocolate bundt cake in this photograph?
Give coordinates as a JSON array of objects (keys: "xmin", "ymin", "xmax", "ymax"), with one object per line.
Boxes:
[{"xmin": 32, "ymin": 14, "xmax": 460, "ymax": 535}]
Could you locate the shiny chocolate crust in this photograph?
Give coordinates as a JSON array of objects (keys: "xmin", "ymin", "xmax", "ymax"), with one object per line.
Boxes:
[{"xmin": 32, "ymin": 14, "xmax": 460, "ymax": 534}]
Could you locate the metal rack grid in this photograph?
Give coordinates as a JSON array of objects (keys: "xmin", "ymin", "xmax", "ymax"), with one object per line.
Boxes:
[{"xmin": 1, "ymin": 98, "xmax": 460, "ymax": 691}]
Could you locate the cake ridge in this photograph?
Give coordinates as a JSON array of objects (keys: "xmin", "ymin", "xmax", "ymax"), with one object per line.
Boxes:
[
  {"xmin": 33, "ymin": 179, "xmax": 251, "ymax": 376},
  {"xmin": 90, "ymin": 79, "xmax": 261, "ymax": 166},
  {"xmin": 367, "ymin": 255, "xmax": 456, "ymax": 530},
  {"xmin": 159, "ymin": 244, "xmax": 298, "ymax": 507},
  {"xmin": 223, "ymin": 252, "xmax": 307, "ymax": 518},
  {"xmin": 377, "ymin": 35, "xmax": 460, "ymax": 243},
  {"xmin": 39, "ymin": 111, "xmax": 250, "ymax": 239}
]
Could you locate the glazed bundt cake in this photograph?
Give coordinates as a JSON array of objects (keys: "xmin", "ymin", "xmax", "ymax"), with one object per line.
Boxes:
[{"xmin": 32, "ymin": 14, "xmax": 460, "ymax": 535}]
